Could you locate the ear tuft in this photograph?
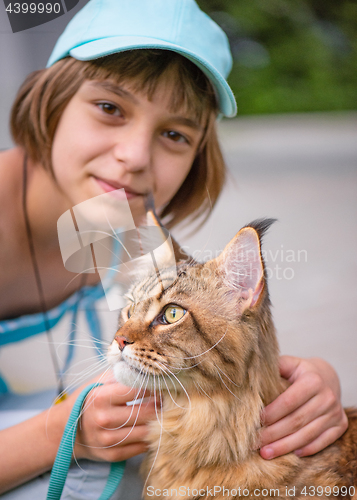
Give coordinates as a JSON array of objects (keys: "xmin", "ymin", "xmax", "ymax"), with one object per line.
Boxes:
[{"xmin": 243, "ymin": 218, "xmax": 277, "ymax": 241}]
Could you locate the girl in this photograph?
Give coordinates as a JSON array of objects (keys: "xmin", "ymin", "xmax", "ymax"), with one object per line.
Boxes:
[{"xmin": 0, "ymin": 0, "xmax": 347, "ymax": 497}]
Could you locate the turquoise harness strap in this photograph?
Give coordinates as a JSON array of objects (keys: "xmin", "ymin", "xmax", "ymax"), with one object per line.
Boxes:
[
  {"xmin": 98, "ymin": 461, "xmax": 126, "ymax": 500},
  {"xmin": 46, "ymin": 383, "xmax": 126, "ymax": 500}
]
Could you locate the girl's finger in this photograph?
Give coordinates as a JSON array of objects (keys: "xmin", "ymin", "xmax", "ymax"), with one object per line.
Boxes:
[
  {"xmin": 107, "ymin": 442, "xmax": 148, "ymax": 462},
  {"xmin": 262, "ymin": 374, "xmax": 318, "ymax": 426},
  {"xmin": 83, "ymin": 382, "xmax": 149, "ymax": 409},
  {"xmin": 92, "ymin": 399, "xmax": 157, "ymax": 429},
  {"xmin": 99, "ymin": 423, "xmax": 150, "ymax": 448},
  {"xmin": 295, "ymin": 417, "xmax": 348, "ymax": 457},
  {"xmin": 278, "ymin": 355, "xmax": 301, "ymax": 380},
  {"xmin": 259, "ymin": 415, "xmax": 331, "ymax": 460},
  {"xmin": 259, "ymin": 389, "xmax": 336, "ymax": 447}
]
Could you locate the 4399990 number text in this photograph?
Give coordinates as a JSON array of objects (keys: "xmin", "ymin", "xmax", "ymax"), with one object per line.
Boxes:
[
  {"xmin": 5, "ymin": 3, "xmax": 61, "ymax": 14},
  {"xmin": 301, "ymin": 486, "xmax": 355, "ymax": 497}
]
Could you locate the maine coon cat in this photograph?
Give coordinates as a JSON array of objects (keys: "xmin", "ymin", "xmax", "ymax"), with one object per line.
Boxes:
[{"xmin": 108, "ymin": 211, "xmax": 357, "ymax": 500}]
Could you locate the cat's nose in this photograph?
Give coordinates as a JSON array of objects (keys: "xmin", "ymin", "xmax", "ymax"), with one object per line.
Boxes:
[{"xmin": 115, "ymin": 335, "xmax": 133, "ymax": 351}]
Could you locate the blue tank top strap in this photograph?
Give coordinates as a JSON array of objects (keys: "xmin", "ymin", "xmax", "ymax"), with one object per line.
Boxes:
[
  {"xmin": 0, "ymin": 284, "xmax": 105, "ymax": 347},
  {"xmin": 84, "ymin": 307, "xmax": 105, "ymax": 358}
]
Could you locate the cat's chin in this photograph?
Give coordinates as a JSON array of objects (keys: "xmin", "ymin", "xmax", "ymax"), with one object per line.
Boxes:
[
  {"xmin": 111, "ymin": 360, "xmax": 146, "ymax": 389},
  {"xmin": 111, "ymin": 359, "xmax": 189, "ymax": 394}
]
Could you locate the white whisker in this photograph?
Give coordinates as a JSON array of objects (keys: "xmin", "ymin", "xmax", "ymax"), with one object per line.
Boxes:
[
  {"xmin": 215, "ymin": 364, "xmax": 241, "ymax": 389},
  {"xmin": 99, "ymin": 372, "xmax": 149, "ymax": 431},
  {"xmin": 143, "ymin": 375, "xmax": 164, "ymax": 490},
  {"xmin": 70, "ymin": 367, "xmax": 112, "ymax": 469},
  {"xmin": 152, "ymin": 374, "xmax": 168, "ymax": 435},
  {"xmin": 194, "ymin": 380, "xmax": 214, "ymax": 402},
  {"xmin": 164, "ymin": 327, "xmax": 228, "ymax": 361},
  {"xmin": 159, "ymin": 369, "xmax": 188, "ymax": 411},
  {"xmin": 156, "ymin": 361, "xmax": 191, "ymax": 411},
  {"xmin": 215, "ymin": 368, "xmax": 244, "ymax": 405},
  {"xmin": 78, "ymin": 371, "xmax": 149, "ymax": 452},
  {"xmin": 104, "ymin": 212, "xmax": 133, "ymax": 260},
  {"xmin": 49, "ymin": 360, "xmax": 109, "ymax": 407}
]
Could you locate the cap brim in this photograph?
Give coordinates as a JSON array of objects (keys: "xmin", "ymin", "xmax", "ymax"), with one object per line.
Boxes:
[{"xmin": 69, "ymin": 36, "xmax": 237, "ymax": 117}]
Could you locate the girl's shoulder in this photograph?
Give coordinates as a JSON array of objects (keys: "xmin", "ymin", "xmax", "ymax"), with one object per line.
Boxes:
[
  {"xmin": 0, "ymin": 148, "xmax": 23, "ymax": 222},
  {"xmin": 0, "ymin": 147, "xmax": 23, "ymax": 174},
  {"xmin": 0, "ymin": 149, "xmax": 23, "ymax": 250}
]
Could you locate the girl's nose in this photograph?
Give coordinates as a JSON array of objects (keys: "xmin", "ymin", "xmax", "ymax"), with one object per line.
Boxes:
[{"xmin": 112, "ymin": 125, "xmax": 153, "ymax": 173}]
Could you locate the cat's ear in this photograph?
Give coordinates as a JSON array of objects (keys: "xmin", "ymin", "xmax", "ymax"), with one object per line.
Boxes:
[
  {"xmin": 215, "ymin": 224, "xmax": 267, "ymax": 309},
  {"xmin": 144, "ymin": 193, "xmax": 191, "ymax": 263}
]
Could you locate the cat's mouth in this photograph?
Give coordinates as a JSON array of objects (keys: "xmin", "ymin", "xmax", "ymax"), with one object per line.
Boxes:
[
  {"xmin": 108, "ymin": 339, "xmax": 187, "ymax": 391},
  {"xmin": 123, "ymin": 352, "xmax": 163, "ymax": 377},
  {"xmin": 108, "ymin": 339, "xmax": 160, "ymax": 383}
]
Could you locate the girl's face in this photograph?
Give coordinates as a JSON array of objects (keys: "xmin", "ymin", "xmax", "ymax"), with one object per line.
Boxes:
[{"xmin": 51, "ymin": 79, "xmax": 204, "ymax": 221}]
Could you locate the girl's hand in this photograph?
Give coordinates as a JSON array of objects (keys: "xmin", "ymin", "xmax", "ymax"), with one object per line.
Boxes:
[
  {"xmin": 73, "ymin": 374, "xmax": 157, "ymax": 462},
  {"xmin": 258, "ymin": 355, "xmax": 348, "ymax": 459}
]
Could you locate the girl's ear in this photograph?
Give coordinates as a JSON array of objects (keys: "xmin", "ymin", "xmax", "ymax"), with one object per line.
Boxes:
[{"xmin": 215, "ymin": 226, "xmax": 264, "ymax": 309}]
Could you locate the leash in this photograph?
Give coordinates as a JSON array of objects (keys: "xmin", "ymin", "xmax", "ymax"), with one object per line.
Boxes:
[{"xmin": 46, "ymin": 383, "xmax": 126, "ymax": 500}]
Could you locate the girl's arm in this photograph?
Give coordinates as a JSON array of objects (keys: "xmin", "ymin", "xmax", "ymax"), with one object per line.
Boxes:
[
  {"xmin": 0, "ymin": 378, "xmax": 155, "ymax": 494},
  {"xmin": 0, "ymin": 399, "xmax": 71, "ymax": 493},
  {"xmin": 258, "ymin": 356, "xmax": 348, "ymax": 459}
]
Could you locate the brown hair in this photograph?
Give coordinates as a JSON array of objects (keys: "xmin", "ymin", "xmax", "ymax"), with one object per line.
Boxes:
[{"xmin": 10, "ymin": 50, "xmax": 227, "ymax": 228}]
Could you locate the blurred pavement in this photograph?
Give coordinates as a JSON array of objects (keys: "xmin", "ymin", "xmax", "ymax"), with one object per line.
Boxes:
[{"xmin": 176, "ymin": 112, "xmax": 357, "ymax": 406}]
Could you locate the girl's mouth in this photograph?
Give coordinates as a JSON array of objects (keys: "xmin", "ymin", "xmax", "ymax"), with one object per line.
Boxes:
[{"xmin": 94, "ymin": 177, "xmax": 141, "ymax": 200}]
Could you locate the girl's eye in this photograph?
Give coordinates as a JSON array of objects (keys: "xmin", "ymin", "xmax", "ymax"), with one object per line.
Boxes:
[
  {"xmin": 97, "ymin": 102, "xmax": 122, "ymax": 116},
  {"xmin": 162, "ymin": 130, "xmax": 188, "ymax": 144},
  {"xmin": 163, "ymin": 305, "xmax": 186, "ymax": 324}
]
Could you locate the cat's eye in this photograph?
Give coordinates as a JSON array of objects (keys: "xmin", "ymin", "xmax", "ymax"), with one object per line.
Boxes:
[
  {"xmin": 127, "ymin": 303, "xmax": 135, "ymax": 319},
  {"xmin": 163, "ymin": 305, "xmax": 186, "ymax": 324}
]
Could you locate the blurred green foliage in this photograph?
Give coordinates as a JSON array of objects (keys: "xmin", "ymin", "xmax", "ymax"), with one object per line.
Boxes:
[{"xmin": 197, "ymin": 0, "xmax": 357, "ymax": 115}]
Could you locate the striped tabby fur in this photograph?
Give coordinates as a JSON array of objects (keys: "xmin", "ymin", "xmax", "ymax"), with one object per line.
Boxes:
[{"xmin": 108, "ymin": 218, "xmax": 357, "ymax": 499}]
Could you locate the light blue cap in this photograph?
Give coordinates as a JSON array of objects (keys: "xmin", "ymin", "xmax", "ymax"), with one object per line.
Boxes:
[{"xmin": 47, "ymin": 0, "xmax": 237, "ymax": 117}]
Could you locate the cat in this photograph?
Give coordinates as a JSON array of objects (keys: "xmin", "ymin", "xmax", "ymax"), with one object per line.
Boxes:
[{"xmin": 108, "ymin": 213, "xmax": 357, "ymax": 500}]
